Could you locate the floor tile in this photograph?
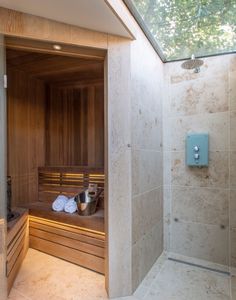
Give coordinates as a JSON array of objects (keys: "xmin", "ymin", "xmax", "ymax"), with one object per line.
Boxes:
[
  {"xmin": 8, "ymin": 249, "xmax": 233, "ymax": 300},
  {"xmin": 143, "ymin": 260, "xmax": 230, "ymax": 300},
  {"xmin": 8, "ymin": 288, "xmax": 31, "ymax": 300},
  {"xmin": 10, "ymin": 249, "xmax": 107, "ymax": 300}
]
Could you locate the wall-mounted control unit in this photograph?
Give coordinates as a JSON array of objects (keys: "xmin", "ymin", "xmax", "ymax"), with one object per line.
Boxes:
[{"xmin": 186, "ymin": 133, "xmax": 209, "ymax": 167}]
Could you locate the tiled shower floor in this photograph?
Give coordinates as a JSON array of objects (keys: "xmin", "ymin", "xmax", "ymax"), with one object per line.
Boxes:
[{"xmin": 8, "ymin": 249, "xmax": 232, "ymax": 300}]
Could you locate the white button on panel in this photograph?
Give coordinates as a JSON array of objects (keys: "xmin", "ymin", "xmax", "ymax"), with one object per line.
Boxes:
[
  {"xmin": 194, "ymin": 153, "xmax": 200, "ymax": 159},
  {"xmin": 194, "ymin": 146, "xmax": 199, "ymax": 152}
]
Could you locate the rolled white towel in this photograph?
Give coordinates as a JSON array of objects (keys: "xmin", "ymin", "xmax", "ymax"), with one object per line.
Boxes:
[
  {"xmin": 64, "ymin": 197, "xmax": 77, "ymax": 214},
  {"xmin": 52, "ymin": 195, "xmax": 68, "ymax": 212}
]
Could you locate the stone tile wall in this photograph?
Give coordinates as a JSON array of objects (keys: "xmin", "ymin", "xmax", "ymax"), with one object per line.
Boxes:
[
  {"xmin": 130, "ymin": 27, "xmax": 164, "ymax": 291},
  {"xmin": 163, "ymin": 54, "xmax": 236, "ymax": 271}
]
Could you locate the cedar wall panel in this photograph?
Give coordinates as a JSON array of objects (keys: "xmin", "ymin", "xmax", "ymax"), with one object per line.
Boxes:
[
  {"xmin": 7, "ymin": 68, "xmax": 46, "ymax": 206},
  {"xmin": 45, "ymin": 84, "xmax": 104, "ymax": 167}
]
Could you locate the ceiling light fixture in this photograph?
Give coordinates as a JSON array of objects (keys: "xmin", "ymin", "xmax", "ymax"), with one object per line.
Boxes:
[{"xmin": 53, "ymin": 44, "xmax": 62, "ymax": 51}]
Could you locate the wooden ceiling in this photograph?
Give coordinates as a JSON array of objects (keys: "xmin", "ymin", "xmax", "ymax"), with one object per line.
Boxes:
[{"xmin": 6, "ymin": 48, "xmax": 104, "ymax": 85}]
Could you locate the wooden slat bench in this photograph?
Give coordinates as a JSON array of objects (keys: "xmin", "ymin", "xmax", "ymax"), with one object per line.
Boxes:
[
  {"xmin": 7, "ymin": 208, "xmax": 29, "ymax": 294},
  {"xmin": 27, "ymin": 166, "xmax": 105, "ymax": 274}
]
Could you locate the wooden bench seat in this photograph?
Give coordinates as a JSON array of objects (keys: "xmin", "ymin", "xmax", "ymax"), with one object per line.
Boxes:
[
  {"xmin": 27, "ymin": 166, "xmax": 106, "ymax": 274},
  {"xmin": 27, "ymin": 201, "xmax": 104, "ymax": 232}
]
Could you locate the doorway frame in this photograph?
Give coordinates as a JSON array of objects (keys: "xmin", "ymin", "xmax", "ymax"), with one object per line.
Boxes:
[
  {"xmin": 4, "ymin": 34, "xmax": 110, "ymax": 295},
  {"xmin": 0, "ymin": 7, "xmax": 134, "ymax": 295},
  {"xmin": 0, "ymin": 33, "xmax": 8, "ymax": 300}
]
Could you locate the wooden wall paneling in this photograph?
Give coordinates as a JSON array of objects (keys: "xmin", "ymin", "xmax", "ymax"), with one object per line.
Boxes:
[
  {"xmin": 95, "ymin": 85, "xmax": 105, "ymax": 167},
  {"xmin": 80, "ymin": 87, "xmax": 89, "ymax": 166},
  {"xmin": 73, "ymin": 88, "xmax": 82, "ymax": 164},
  {"xmin": 45, "ymin": 86, "xmax": 60, "ymax": 165},
  {"xmin": 88, "ymin": 87, "xmax": 96, "ymax": 167},
  {"xmin": 45, "ymin": 83, "xmax": 104, "ymax": 167},
  {"xmin": 7, "ymin": 67, "xmax": 46, "ymax": 206}
]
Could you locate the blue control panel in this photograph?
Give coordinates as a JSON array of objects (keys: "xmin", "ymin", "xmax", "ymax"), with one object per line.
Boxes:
[{"xmin": 186, "ymin": 133, "xmax": 209, "ymax": 167}]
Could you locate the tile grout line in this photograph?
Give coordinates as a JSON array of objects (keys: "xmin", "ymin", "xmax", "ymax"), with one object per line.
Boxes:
[
  {"xmin": 228, "ymin": 67, "xmax": 233, "ymax": 300},
  {"xmin": 11, "ymin": 288, "xmax": 32, "ymax": 300}
]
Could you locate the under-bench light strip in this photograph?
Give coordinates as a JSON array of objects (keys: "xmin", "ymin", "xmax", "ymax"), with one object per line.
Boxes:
[{"xmin": 29, "ymin": 215, "xmax": 105, "ymax": 236}]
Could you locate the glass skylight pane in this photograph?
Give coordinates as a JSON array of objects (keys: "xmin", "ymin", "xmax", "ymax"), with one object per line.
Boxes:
[{"xmin": 125, "ymin": 0, "xmax": 236, "ymax": 61}]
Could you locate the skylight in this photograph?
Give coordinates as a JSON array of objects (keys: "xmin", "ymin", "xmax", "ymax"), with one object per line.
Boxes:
[{"xmin": 124, "ymin": 0, "xmax": 236, "ymax": 62}]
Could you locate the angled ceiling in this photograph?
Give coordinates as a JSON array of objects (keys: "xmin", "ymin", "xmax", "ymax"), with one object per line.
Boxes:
[{"xmin": 0, "ymin": 0, "xmax": 132, "ymax": 38}]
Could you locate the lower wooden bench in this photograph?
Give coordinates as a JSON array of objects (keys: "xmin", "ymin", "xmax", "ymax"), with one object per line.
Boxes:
[
  {"xmin": 29, "ymin": 215, "xmax": 105, "ymax": 274},
  {"xmin": 7, "ymin": 208, "xmax": 29, "ymax": 294}
]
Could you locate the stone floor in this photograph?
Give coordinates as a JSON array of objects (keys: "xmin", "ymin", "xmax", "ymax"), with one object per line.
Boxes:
[
  {"xmin": 134, "ymin": 259, "xmax": 231, "ymax": 300},
  {"xmin": 8, "ymin": 249, "xmax": 233, "ymax": 300}
]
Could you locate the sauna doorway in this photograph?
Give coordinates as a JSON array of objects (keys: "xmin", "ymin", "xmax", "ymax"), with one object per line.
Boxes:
[{"xmin": 5, "ymin": 37, "xmax": 107, "ymax": 293}]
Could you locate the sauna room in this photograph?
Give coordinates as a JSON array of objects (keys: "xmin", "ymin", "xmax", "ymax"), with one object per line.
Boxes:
[{"xmin": 6, "ymin": 42, "xmax": 106, "ymax": 292}]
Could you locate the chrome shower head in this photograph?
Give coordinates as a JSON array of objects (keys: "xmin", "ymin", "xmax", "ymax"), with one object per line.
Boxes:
[{"xmin": 181, "ymin": 54, "xmax": 204, "ymax": 73}]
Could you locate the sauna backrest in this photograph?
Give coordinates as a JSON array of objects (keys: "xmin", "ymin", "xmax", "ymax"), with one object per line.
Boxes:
[{"xmin": 38, "ymin": 166, "xmax": 105, "ymax": 203}]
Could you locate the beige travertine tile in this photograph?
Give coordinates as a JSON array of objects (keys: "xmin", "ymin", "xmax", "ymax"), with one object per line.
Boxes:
[
  {"xmin": 232, "ymin": 288, "xmax": 236, "ymax": 300},
  {"xmin": 132, "ymin": 187, "xmax": 162, "ymax": 244},
  {"xmin": 162, "ymin": 116, "xmax": 171, "ymax": 151},
  {"xmin": 130, "ymin": 33, "xmax": 163, "ymax": 114},
  {"xmin": 229, "ymin": 71, "xmax": 236, "ymax": 111},
  {"xmin": 130, "ymin": 8, "xmax": 164, "ymax": 292},
  {"xmin": 8, "ymin": 288, "xmax": 29, "ymax": 300},
  {"xmin": 171, "ymin": 151, "xmax": 229, "ymax": 188},
  {"xmin": 132, "ymin": 220, "xmax": 163, "ymax": 291},
  {"xmin": 163, "ymin": 187, "xmax": 171, "ymax": 251},
  {"xmin": 163, "ymin": 151, "xmax": 171, "ymax": 185},
  {"xmin": 231, "ymin": 228, "xmax": 236, "ymax": 267},
  {"xmin": 132, "ymin": 150, "xmax": 162, "ymax": 196},
  {"xmin": 170, "ymin": 75, "xmax": 229, "ymax": 117},
  {"xmin": 163, "ymin": 53, "xmax": 232, "ymax": 280},
  {"xmin": 230, "ymin": 190, "xmax": 236, "ymax": 228},
  {"xmin": 107, "ymin": 35, "xmax": 133, "ymax": 298},
  {"xmin": 229, "ymin": 55, "xmax": 236, "ymax": 72},
  {"xmin": 13, "ymin": 248, "xmax": 57, "ymax": 285},
  {"xmin": 143, "ymin": 260, "xmax": 230, "ymax": 300},
  {"xmin": 232, "ymin": 274, "xmax": 236, "ymax": 289},
  {"xmin": 133, "ymin": 252, "xmax": 166, "ymax": 299},
  {"xmin": 171, "ymin": 221, "xmax": 229, "ymax": 265},
  {"xmin": 9, "ymin": 249, "xmax": 232, "ymax": 300},
  {"xmin": 12, "ymin": 249, "xmax": 107, "ymax": 300},
  {"xmin": 231, "ymin": 111, "xmax": 236, "ymax": 151},
  {"xmin": 172, "ymin": 186, "xmax": 229, "ymax": 226},
  {"xmin": 131, "ymin": 104, "xmax": 162, "ymax": 151},
  {"xmin": 166, "ymin": 55, "xmax": 230, "ymax": 85},
  {"xmin": 230, "ymin": 151, "xmax": 236, "ymax": 188},
  {"xmin": 169, "ymin": 112, "xmax": 229, "ymax": 152}
]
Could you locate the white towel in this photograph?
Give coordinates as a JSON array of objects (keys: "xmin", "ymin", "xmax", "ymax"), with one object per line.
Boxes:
[
  {"xmin": 64, "ymin": 197, "xmax": 77, "ymax": 214},
  {"xmin": 52, "ymin": 195, "xmax": 68, "ymax": 212}
]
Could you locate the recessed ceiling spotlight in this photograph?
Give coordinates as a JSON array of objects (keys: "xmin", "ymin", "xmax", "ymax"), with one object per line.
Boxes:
[{"xmin": 53, "ymin": 44, "xmax": 62, "ymax": 51}]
